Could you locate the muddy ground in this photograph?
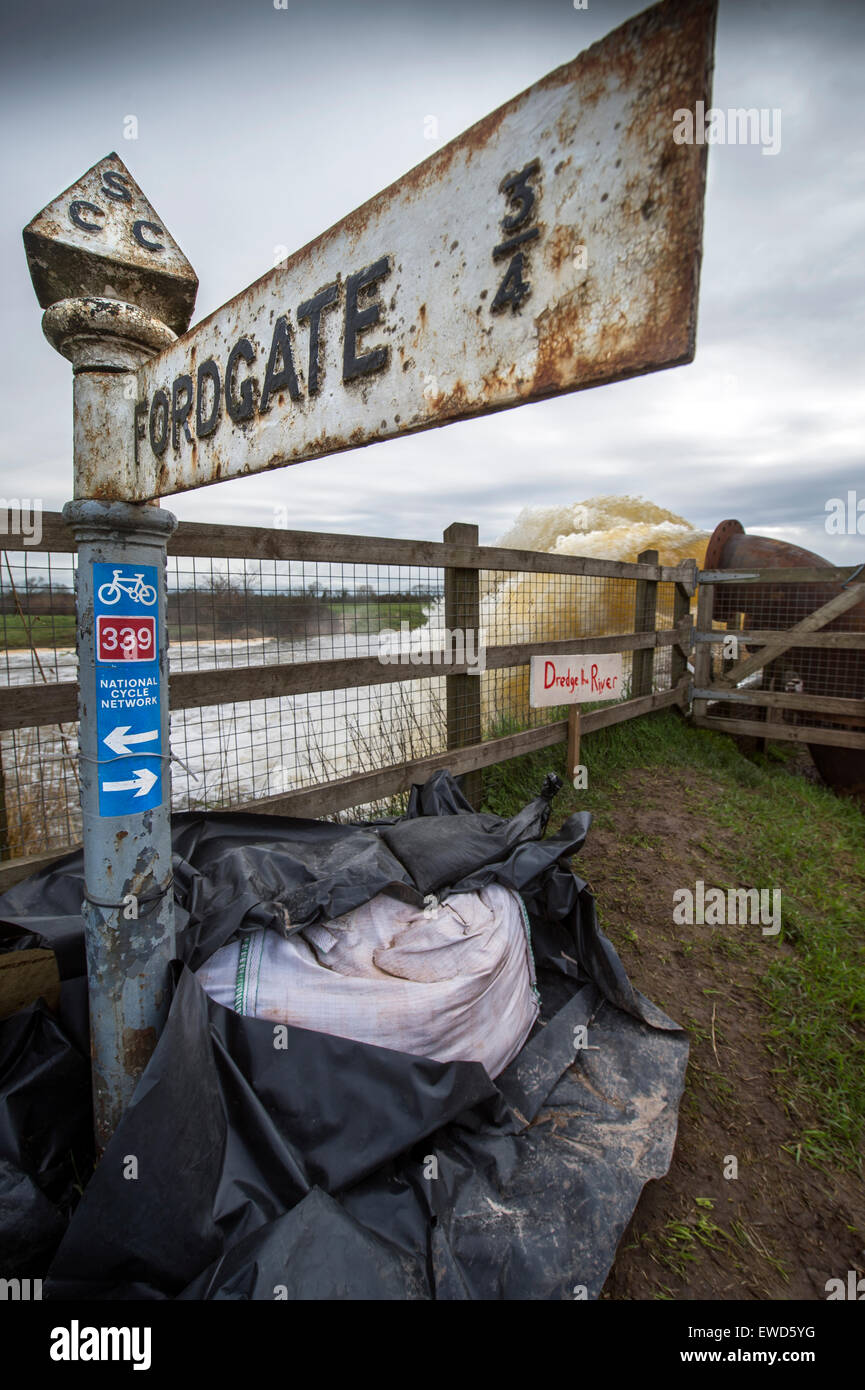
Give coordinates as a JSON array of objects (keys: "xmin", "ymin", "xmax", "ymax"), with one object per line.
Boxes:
[{"xmin": 574, "ymin": 763, "xmax": 864, "ymax": 1301}]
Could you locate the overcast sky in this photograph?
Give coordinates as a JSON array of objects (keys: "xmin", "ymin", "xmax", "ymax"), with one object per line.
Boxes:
[{"xmin": 1, "ymin": 0, "xmax": 863, "ymax": 559}]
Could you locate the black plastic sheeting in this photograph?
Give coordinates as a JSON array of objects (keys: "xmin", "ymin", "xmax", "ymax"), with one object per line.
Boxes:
[{"xmin": 0, "ymin": 770, "xmax": 688, "ymax": 1299}]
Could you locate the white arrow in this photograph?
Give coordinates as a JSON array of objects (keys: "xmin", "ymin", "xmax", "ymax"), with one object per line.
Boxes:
[
  {"xmin": 103, "ymin": 725, "xmax": 158, "ymax": 757},
  {"xmin": 102, "ymin": 767, "xmax": 158, "ymax": 798}
]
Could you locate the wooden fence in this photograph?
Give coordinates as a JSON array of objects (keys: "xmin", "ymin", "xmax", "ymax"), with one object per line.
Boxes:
[
  {"xmin": 0, "ymin": 513, "xmax": 697, "ymax": 887},
  {"xmin": 692, "ymin": 564, "xmax": 865, "ymax": 750},
  {"xmin": 8, "ymin": 524, "xmax": 860, "ymax": 894}
]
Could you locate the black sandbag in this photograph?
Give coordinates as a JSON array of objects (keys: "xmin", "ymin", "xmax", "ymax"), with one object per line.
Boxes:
[
  {"xmin": 44, "ymin": 964, "xmax": 502, "ymax": 1299},
  {"xmin": 0, "ymin": 845, "xmax": 90, "ymax": 981},
  {"xmin": 380, "ymin": 771, "xmax": 563, "ymax": 895},
  {"xmin": 0, "ymin": 1001, "xmax": 93, "ymax": 1277},
  {"xmin": 44, "ymin": 973, "xmax": 686, "ymax": 1300},
  {"xmin": 0, "ymin": 772, "xmax": 562, "ymax": 974},
  {"xmin": 0, "ymin": 770, "xmax": 688, "ymax": 1298},
  {"xmin": 179, "ymin": 1188, "xmax": 430, "ymax": 1301}
]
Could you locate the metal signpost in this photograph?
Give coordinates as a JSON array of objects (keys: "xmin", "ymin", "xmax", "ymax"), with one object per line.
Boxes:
[
  {"xmin": 22, "ymin": 0, "xmax": 716, "ymax": 1149},
  {"xmin": 23, "ymin": 155, "xmax": 197, "ymax": 1148}
]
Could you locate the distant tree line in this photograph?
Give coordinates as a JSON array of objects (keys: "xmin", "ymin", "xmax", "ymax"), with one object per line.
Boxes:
[
  {"xmin": 0, "ymin": 575, "xmax": 440, "ymax": 639},
  {"xmin": 0, "ymin": 577, "xmax": 75, "ymax": 615}
]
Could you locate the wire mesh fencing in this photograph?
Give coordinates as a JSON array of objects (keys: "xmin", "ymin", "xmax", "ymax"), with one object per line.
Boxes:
[
  {"xmin": 165, "ymin": 551, "xmax": 448, "ymax": 820},
  {"xmin": 1, "ymin": 543, "xmax": 80, "ymax": 857},
  {"xmin": 0, "ymin": 519, "xmax": 692, "ymax": 860}
]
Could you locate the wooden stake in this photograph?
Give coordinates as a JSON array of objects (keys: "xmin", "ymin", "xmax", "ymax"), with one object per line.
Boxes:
[{"xmin": 567, "ymin": 706, "xmax": 581, "ymax": 783}]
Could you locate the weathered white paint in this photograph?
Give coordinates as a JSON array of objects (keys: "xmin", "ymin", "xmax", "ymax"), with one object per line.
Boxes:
[{"xmin": 530, "ymin": 652, "xmax": 624, "ymax": 708}]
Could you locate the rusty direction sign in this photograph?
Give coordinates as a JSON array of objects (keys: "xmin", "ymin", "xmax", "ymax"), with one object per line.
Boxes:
[{"xmin": 124, "ymin": 0, "xmax": 714, "ymax": 501}]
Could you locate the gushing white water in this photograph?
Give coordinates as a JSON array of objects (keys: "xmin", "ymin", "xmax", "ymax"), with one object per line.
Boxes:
[{"xmin": 497, "ymin": 495, "xmax": 709, "ymax": 567}]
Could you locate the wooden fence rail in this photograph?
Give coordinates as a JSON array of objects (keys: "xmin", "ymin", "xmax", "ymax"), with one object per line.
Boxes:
[
  {"xmin": 20, "ymin": 511, "xmax": 697, "ymax": 581},
  {"xmin": 0, "ymin": 626, "xmax": 691, "ymax": 732}
]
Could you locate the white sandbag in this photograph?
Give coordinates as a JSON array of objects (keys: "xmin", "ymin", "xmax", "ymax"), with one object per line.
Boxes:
[{"xmin": 195, "ymin": 883, "xmax": 539, "ymax": 1078}]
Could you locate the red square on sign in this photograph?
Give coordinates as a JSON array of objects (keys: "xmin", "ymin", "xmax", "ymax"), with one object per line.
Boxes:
[{"xmin": 96, "ymin": 615, "xmax": 156, "ymax": 663}]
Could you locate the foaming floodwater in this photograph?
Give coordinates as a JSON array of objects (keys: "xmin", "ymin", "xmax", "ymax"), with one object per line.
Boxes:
[
  {"xmin": 479, "ymin": 497, "xmax": 709, "ymax": 725},
  {"xmin": 497, "ymin": 495, "xmax": 709, "ymax": 568}
]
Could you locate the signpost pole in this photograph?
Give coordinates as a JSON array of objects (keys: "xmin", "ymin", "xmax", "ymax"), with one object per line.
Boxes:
[
  {"xmin": 43, "ymin": 299, "xmax": 181, "ymax": 1151},
  {"xmin": 22, "ymin": 150, "xmax": 200, "ymax": 1149},
  {"xmin": 63, "ymin": 497, "xmax": 176, "ymax": 1149}
]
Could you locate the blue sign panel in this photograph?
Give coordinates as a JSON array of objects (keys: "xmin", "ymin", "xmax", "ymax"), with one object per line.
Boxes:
[{"xmin": 93, "ymin": 562, "xmax": 162, "ymax": 817}]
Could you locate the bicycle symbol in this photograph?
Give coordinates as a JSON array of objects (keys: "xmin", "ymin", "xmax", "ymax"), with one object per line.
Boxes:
[{"xmin": 96, "ymin": 570, "xmax": 158, "ymax": 606}]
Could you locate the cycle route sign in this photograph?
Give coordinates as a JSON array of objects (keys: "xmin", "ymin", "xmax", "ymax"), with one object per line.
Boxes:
[{"xmin": 93, "ymin": 561, "xmax": 162, "ymax": 816}]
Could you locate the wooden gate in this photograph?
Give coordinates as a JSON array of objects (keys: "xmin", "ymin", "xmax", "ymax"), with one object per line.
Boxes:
[{"xmin": 691, "ymin": 561, "xmax": 865, "ymax": 766}]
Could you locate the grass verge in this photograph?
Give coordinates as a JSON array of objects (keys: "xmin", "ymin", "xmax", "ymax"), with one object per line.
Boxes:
[{"xmin": 1, "ymin": 614, "xmax": 76, "ymax": 648}]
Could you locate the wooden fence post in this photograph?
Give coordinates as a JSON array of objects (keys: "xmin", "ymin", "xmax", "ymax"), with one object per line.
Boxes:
[
  {"xmin": 670, "ymin": 558, "xmax": 695, "ymax": 693},
  {"xmin": 692, "ymin": 576, "xmax": 714, "ymax": 722},
  {"xmin": 0, "ymin": 748, "xmax": 8, "ymax": 860},
  {"xmin": 632, "ymin": 549, "xmax": 659, "ymax": 698},
  {"xmin": 567, "ymin": 708, "xmax": 581, "ymax": 783},
  {"xmin": 444, "ymin": 522, "xmax": 482, "ymax": 808}
]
